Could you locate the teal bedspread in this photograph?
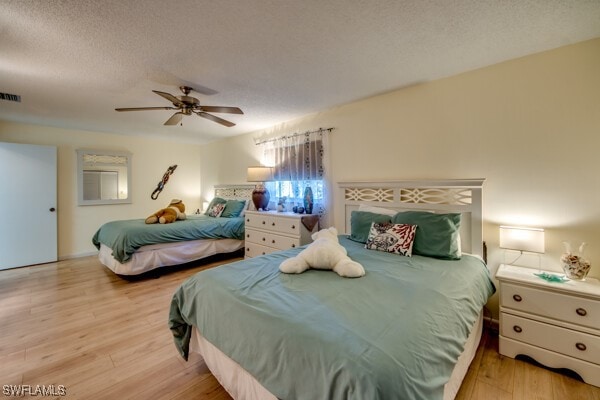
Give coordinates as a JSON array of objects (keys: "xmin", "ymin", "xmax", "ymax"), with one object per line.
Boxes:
[
  {"xmin": 92, "ymin": 215, "xmax": 244, "ymax": 263},
  {"xmin": 169, "ymin": 236, "xmax": 495, "ymax": 400}
]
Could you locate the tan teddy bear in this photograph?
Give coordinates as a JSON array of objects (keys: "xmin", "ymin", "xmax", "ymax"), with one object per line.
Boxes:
[{"xmin": 145, "ymin": 199, "xmax": 186, "ymax": 224}]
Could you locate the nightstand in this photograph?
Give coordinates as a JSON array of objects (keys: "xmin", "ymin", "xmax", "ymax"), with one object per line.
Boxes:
[
  {"xmin": 496, "ymin": 264, "xmax": 600, "ymax": 387},
  {"xmin": 244, "ymin": 210, "xmax": 319, "ymax": 258}
]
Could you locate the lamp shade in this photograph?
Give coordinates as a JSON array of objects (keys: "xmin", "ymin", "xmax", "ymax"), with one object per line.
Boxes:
[
  {"xmin": 247, "ymin": 166, "xmax": 273, "ymax": 183},
  {"xmin": 499, "ymin": 226, "xmax": 545, "ymax": 253}
]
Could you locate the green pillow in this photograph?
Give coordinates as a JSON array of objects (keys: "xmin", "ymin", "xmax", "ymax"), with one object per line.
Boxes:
[
  {"xmin": 221, "ymin": 199, "xmax": 246, "ymax": 218},
  {"xmin": 392, "ymin": 211, "xmax": 461, "ymax": 260},
  {"xmin": 349, "ymin": 211, "xmax": 392, "ymax": 243},
  {"xmin": 204, "ymin": 197, "xmax": 227, "ymax": 216}
]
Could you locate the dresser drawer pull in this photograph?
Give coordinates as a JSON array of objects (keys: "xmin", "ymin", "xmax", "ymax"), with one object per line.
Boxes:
[
  {"xmin": 272, "ymin": 222, "xmax": 276, "ymax": 226},
  {"xmin": 576, "ymin": 342, "xmax": 587, "ymax": 351},
  {"xmin": 272, "ymin": 239, "xmax": 276, "ymax": 244},
  {"xmin": 247, "ymin": 219, "xmax": 250, "ymax": 222},
  {"xmin": 513, "ymin": 325, "xmax": 522, "ymax": 333},
  {"xmin": 262, "ymin": 237, "xmax": 266, "ymax": 241},
  {"xmin": 292, "ymin": 244, "xmax": 296, "ymax": 248},
  {"xmin": 576, "ymin": 308, "xmax": 587, "ymax": 317},
  {"xmin": 292, "ymin": 225, "xmax": 296, "ymax": 229},
  {"xmin": 262, "ymin": 221, "xmax": 266, "ymax": 224},
  {"xmin": 246, "ymin": 248, "xmax": 250, "ymax": 252},
  {"xmin": 246, "ymin": 234, "xmax": 250, "ymax": 238},
  {"xmin": 262, "ymin": 252, "xmax": 266, "ymax": 255},
  {"xmin": 512, "ymin": 294, "xmax": 522, "ymax": 302}
]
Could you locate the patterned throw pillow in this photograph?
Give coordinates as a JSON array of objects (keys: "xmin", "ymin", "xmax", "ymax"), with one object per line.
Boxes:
[
  {"xmin": 365, "ymin": 222, "xmax": 418, "ymax": 257},
  {"xmin": 207, "ymin": 203, "xmax": 225, "ymax": 218}
]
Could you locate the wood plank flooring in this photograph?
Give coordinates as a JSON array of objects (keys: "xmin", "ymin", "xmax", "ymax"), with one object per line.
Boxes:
[{"xmin": 1, "ymin": 255, "xmax": 598, "ymax": 399}]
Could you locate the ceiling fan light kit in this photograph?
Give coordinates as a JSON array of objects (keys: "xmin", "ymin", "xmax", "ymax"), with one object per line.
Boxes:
[{"xmin": 115, "ymin": 86, "xmax": 243, "ymax": 127}]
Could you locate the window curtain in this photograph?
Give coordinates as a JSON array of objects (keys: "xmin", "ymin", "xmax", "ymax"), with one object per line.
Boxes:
[{"xmin": 260, "ymin": 129, "xmax": 331, "ymax": 227}]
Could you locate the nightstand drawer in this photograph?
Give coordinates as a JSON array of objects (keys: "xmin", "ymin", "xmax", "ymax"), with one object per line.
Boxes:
[
  {"xmin": 245, "ymin": 229, "xmax": 300, "ymax": 251},
  {"xmin": 245, "ymin": 242, "xmax": 279, "ymax": 258},
  {"xmin": 501, "ymin": 313, "xmax": 600, "ymax": 364},
  {"xmin": 245, "ymin": 214, "xmax": 301, "ymax": 236},
  {"xmin": 500, "ymin": 282, "xmax": 600, "ymax": 329}
]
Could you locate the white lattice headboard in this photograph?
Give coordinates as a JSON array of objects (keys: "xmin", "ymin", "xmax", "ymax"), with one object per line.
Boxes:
[
  {"xmin": 338, "ymin": 179, "xmax": 485, "ymax": 257},
  {"xmin": 214, "ymin": 184, "xmax": 255, "ymax": 199}
]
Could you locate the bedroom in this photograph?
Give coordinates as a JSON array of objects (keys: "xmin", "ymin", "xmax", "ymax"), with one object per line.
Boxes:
[{"xmin": 1, "ymin": 1, "xmax": 600, "ymax": 399}]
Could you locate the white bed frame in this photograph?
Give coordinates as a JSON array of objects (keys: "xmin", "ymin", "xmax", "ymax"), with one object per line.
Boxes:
[
  {"xmin": 191, "ymin": 179, "xmax": 487, "ymax": 400},
  {"xmin": 99, "ymin": 184, "xmax": 255, "ymax": 275}
]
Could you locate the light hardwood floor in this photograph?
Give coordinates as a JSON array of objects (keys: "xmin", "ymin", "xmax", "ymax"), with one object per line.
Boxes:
[{"xmin": 1, "ymin": 256, "xmax": 598, "ymax": 399}]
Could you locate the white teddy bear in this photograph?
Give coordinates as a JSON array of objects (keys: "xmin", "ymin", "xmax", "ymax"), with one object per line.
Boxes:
[{"xmin": 279, "ymin": 227, "xmax": 365, "ymax": 278}]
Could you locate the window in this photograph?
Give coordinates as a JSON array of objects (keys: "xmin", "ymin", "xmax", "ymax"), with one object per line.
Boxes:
[{"xmin": 259, "ymin": 129, "xmax": 331, "ymax": 222}]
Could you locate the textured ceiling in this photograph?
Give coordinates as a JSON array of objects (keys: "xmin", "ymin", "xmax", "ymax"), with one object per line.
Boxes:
[{"xmin": 1, "ymin": 1, "xmax": 599, "ymax": 144}]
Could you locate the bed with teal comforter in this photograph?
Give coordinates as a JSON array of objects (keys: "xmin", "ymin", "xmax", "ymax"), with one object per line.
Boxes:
[
  {"xmin": 92, "ymin": 215, "xmax": 245, "ymax": 264},
  {"xmin": 169, "ymin": 236, "xmax": 495, "ymax": 400}
]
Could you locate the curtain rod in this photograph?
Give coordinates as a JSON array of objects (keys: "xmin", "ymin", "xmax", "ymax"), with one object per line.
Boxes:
[{"xmin": 254, "ymin": 127, "xmax": 334, "ymax": 145}]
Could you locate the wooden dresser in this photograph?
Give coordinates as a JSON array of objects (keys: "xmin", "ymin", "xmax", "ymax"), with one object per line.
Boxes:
[
  {"xmin": 496, "ymin": 264, "xmax": 600, "ymax": 387},
  {"xmin": 244, "ymin": 210, "xmax": 319, "ymax": 258}
]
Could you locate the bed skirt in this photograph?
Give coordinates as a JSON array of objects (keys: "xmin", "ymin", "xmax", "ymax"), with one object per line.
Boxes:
[{"xmin": 98, "ymin": 238, "xmax": 243, "ymax": 275}]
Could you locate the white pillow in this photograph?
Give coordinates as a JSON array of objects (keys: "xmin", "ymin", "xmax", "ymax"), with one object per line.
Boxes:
[{"xmin": 358, "ymin": 204, "xmax": 397, "ymax": 216}]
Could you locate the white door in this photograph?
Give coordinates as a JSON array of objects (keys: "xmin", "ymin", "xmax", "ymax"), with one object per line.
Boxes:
[{"xmin": 0, "ymin": 142, "xmax": 57, "ymax": 269}]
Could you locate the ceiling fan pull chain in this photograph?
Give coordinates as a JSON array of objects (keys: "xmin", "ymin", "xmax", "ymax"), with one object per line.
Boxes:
[{"xmin": 151, "ymin": 164, "xmax": 178, "ymax": 200}]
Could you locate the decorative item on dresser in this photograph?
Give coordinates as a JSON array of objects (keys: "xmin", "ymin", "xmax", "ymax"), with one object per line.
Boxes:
[
  {"xmin": 244, "ymin": 210, "xmax": 319, "ymax": 258},
  {"xmin": 247, "ymin": 166, "xmax": 274, "ymax": 211},
  {"xmin": 496, "ymin": 263, "xmax": 600, "ymax": 387}
]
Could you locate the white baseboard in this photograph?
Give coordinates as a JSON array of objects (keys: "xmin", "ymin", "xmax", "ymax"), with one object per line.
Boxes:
[{"xmin": 58, "ymin": 251, "xmax": 98, "ymax": 261}]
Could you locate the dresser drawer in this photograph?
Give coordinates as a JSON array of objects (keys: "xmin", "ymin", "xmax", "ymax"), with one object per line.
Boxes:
[
  {"xmin": 245, "ymin": 214, "xmax": 301, "ymax": 236},
  {"xmin": 501, "ymin": 313, "xmax": 600, "ymax": 365},
  {"xmin": 246, "ymin": 229, "xmax": 300, "ymax": 251},
  {"xmin": 500, "ymin": 282, "xmax": 600, "ymax": 329},
  {"xmin": 245, "ymin": 242, "xmax": 280, "ymax": 258}
]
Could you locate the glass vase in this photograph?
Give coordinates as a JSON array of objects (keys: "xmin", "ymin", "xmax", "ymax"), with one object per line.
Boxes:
[{"xmin": 561, "ymin": 242, "xmax": 591, "ymax": 281}]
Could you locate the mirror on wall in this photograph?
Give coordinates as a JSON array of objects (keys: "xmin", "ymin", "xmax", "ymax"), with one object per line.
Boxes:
[{"xmin": 77, "ymin": 149, "xmax": 132, "ymax": 205}]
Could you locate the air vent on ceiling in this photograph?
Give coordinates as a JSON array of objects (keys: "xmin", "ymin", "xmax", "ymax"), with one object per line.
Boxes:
[{"xmin": 0, "ymin": 92, "xmax": 21, "ymax": 102}]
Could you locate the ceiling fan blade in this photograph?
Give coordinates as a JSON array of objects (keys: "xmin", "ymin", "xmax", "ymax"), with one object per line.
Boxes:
[
  {"xmin": 196, "ymin": 112, "xmax": 235, "ymax": 127},
  {"xmin": 116, "ymin": 106, "xmax": 176, "ymax": 112},
  {"xmin": 152, "ymin": 90, "xmax": 185, "ymax": 107},
  {"xmin": 199, "ymin": 106, "xmax": 243, "ymax": 114},
  {"xmin": 164, "ymin": 112, "xmax": 184, "ymax": 126}
]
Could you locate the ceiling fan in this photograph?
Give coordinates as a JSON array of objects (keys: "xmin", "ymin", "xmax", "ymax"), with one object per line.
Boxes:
[{"xmin": 115, "ymin": 86, "xmax": 243, "ymax": 127}]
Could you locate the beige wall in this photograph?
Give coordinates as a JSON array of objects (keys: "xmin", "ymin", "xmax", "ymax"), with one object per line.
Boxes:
[
  {"xmin": 201, "ymin": 38, "xmax": 600, "ymax": 318},
  {"xmin": 0, "ymin": 121, "xmax": 203, "ymax": 259}
]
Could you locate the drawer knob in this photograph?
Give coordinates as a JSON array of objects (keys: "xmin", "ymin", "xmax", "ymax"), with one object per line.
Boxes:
[
  {"xmin": 262, "ymin": 252, "xmax": 266, "ymax": 255},
  {"xmin": 262, "ymin": 221, "xmax": 266, "ymax": 224},
  {"xmin": 246, "ymin": 248, "xmax": 250, "ymax": 251},
  {"xmin": 576, "ymin": 342, "xmax": 587, "ymax": 351},
  {"xmin": 246, "ymin": 219, "xmax": 250, "ymax": 222},
  {"xmin": 272, "ymin": 239, "xmax": 275, "ymax": 244},
  {"xmin": 262, "ymin": 237, "xmax": 266, "ymax": 241},
  {"xmin": 513, "ymin": 325, "xmax": 522, "ymax": 333},
  {"xmin": 292, "ymin": 244, "xmax": 296, "ymax": 248},
  {"xmin": 272, "ymin": 222, "xmax": 276, "ymax": 226},
  {"xmin": 513, "ymin": 294, "xmax": 522, "ymax": 302},
  {"xmin": 246, "ymin": 234, "xmax": 250, "ymax": 238},
  {"xmin": 292, "ymin": 225, "xmax": 296, "ymax": 229},
  {"xmin": 576, "ymin": 308, "xmax": 587, "ymax": 317}
]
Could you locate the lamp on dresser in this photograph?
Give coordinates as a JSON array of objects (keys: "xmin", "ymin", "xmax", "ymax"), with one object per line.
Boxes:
[
  {"xmin": 499, "ymin": 225, "xmax": 545, "ymax": 269},
  {"xmin": 247, "ymin": 166, "xmax": 273, "ymax": 211}
]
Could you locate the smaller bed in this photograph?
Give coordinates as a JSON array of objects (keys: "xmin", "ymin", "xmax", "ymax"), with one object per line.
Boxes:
[{"xmin": 93, "ymin": 184, "xmax": 254, "ymax": 275}]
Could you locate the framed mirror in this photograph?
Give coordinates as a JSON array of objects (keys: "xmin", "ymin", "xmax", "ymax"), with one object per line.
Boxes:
[{"xmin": 77, "ymin": 149, "xmax": 132, "ymax": 205}]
